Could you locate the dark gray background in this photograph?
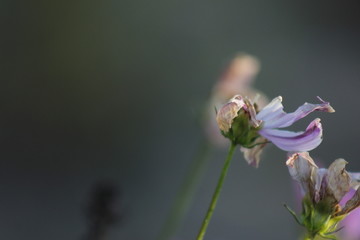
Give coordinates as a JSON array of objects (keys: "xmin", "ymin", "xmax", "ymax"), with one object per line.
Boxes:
[{"xmin": 1, "ymin": 0, "xmax": 360, "ymax": 239}]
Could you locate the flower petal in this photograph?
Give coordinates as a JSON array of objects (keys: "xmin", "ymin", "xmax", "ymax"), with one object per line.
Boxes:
[
  {"xmin": 256, "ymin": 96, "xmax": 283, "ymax": 123},
  {"xmin": 243, "ymin": 97, "xmax": 261, "ymax": 128},
  {"xmin": 314, "ymin": 168, "xmax": 327, "ymax": 203},
  {"xmin": 339, "ymin": 193, "xmax": 360, "ymax": 238},
  {"xmin": 240, "ymin": 137, "xmax": 267, "ymax": 167},
  {"xmin": 327, "ymin": 159, "xmax": 351, "ymax": 202},
  {"xmin": 259, "ymin": 118, "xmax": 323, "ymax": 152},
  {"xmin": 216, "ymin": 95, "xmax": 245, "ymax": 132},
  {"xmin": 338, "ymin": 188, "xmax": 360, "ymax": 239},
  {"xmin": 349, "ymin": 172, "xmax": 360, "ymax": 188},
  {"xmin": 257, "ymin": 96, "xmax": 335, "ymax": 129},
  {"xmin": 336, "ymin": 188, "xmax": 360, "ymax": 216},
  {"xmin": 340, "ymin": 188, "xmax": 357, "ymax": 207},
  {"xmin": 286, "ymin": 152, "xmax": 318, "ymax": 195}
]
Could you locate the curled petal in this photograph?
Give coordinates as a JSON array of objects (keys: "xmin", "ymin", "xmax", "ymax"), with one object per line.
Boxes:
[
  {"xmin": 286, "ymin": 152, "xmax": 318, "ymax": 194},
  {"xmin": 216, "ymin": 95, "xmax": 245, "ymax": 132},
  {"xmin": 257, "ymin": 96, "xmax": 335, "ymax": 129},
  {"xmin": 259, "ymin": 118, "xmax": 323, "ymax": 152},
  {"xmin": 240, "ymin": 137, "xmax": 267, "ymax": 167},
  {"xmin": 327, "ymin": 159, "xmax": 351, "ymax": 202}
]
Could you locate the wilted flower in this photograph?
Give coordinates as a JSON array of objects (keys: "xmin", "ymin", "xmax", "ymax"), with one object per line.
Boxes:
[
  {"xmin": 286, "ymin": 152, "xmax": 360, "ymax": 239},
  {"xmin": 216, "ymin": 95, "xmax": 335, "ymax": 167},
  {"xmin": 205, "ymin": 53, "xmax": 268, "ymax": 146}
]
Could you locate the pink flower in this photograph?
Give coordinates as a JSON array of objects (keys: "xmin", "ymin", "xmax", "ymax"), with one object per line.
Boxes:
[
  {"xmin": 204, "ymin": 53, "xmax": 268, "ymax": 147},
  {"xmin": 216, "ymin": 95, "xmax": 334, "ymax": 166}
]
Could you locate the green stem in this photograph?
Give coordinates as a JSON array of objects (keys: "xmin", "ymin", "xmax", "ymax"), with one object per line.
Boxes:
[
  {"xmin": 196, "ymin": 142, "xmax": 236, "ymax": 240},
  {"xmin": 157, "ymin": 140, "xmax": 212, "ymax": 240}
]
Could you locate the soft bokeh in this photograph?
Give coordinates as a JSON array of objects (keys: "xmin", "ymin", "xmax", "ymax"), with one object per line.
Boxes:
[{"xmin": 1, "ymin": 1, "xmax": 360, "ymax": 240}]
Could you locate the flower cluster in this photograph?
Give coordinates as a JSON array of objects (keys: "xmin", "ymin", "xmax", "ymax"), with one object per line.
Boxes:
[
  {"xmin": 216, "ymin": 95, "xmax": 334, "ymax": 167},
  {"xmin": 286, "ymin": 152, "xmax": 360, "ymax": 239},
  {"xmin": 198, "ymin": 55, "xmax": 359, "ymax": 240},
  {"xmin": 214, "ymin": 92, "xmax": 360, "ymax": 239}
]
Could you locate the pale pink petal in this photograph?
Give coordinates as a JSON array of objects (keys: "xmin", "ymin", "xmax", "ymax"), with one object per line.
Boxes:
[
  {"xmin": 286, "ymin": 152, "xmax": 318, "ymax": 195},
  {"xmin": 256, "ymin": 96, "xmax": 283, "ymax": 122},
  {"xmin": 257, "ymin": 96, "xmax": 335, "ymax": 129},
  {"xmin": 259, "ymin": 118, "xmax": 323, "ymax": 152},
  {"xmin": 340, "ymin": 207, "xmax": 360, "ymax": 240},
  {"xmin": 340, "ymin": 188, "xmax": 357, "ymax": 206},
  {"xmin": 240, "ymin": 137, "xmax": 267, "ymax": 167}
]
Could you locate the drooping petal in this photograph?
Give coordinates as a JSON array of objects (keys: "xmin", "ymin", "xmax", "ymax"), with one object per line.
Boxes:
[
  {"xmin": 286, "ymin": 152, "xmax": 318, "ymax": 194},
  {"xmin": 257, "ymin": 96, "xmax": 335, "ymax": 129},
  {"xmin": 259, "ymin": 118, "xmax": 323, "ymax": 152},
  {"xmin": 216, "ymin": 95, "xmax": 245, "ymax": 132},
  {"xmin": 327, "ymin": 159, "xmax": 351, "ymax": 202},
  {"xmin": 240, "ymin": 137, "xmax": 267, "ymax": 167}
]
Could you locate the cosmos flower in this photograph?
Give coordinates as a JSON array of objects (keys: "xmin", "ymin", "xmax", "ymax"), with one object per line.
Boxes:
[
  {"xmin": 286, "ymin": 152, "xmax": 360, "ymax": 239},
  {"xmin": 204, "ymin": 53, "xmax": 268, "ymax": 147},
  {"xmin": 215, "ymin": 95, "xmax": 335, "ymax": 167}
]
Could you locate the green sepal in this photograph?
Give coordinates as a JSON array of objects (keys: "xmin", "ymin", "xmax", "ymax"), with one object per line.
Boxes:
[
  {"xmin": 221, "ymin": 109, "xmax": 261, "ymax": 147},
  {"xmin": 285, "ymin": 195, "xmax": 346, "ymax": 239},
  {"xmin": 283, "ymin": 203, "xmax": 303, "ymax": 226}
]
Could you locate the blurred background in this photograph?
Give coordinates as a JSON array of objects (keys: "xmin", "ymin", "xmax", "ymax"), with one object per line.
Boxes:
[{"xmin": 1, "ymin": 0, "xmax": 360, "ymax": 239}]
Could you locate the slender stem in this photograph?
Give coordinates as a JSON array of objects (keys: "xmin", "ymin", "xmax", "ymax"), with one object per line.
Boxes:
[
  {"xmin": 157, "ymin": 139, "xmax": 212, "ymax": 240},
  {"xmin": 196, "ymin": 142, "xmax": 236, "ymax": 240}
]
